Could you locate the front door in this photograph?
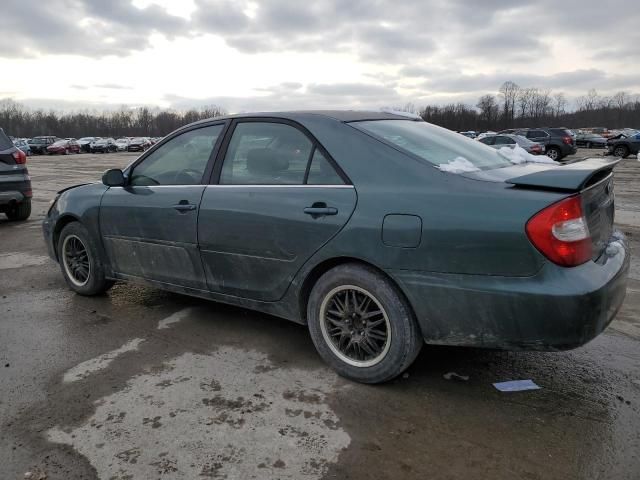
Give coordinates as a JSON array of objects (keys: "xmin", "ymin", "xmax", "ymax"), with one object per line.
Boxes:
[
  {"xmin": 198, "ymin": 120, "xmax": 357, "ymax": 301},
  {"xmin": 99, "ymin": 123, "xmax": 225, "ymax": 289}
]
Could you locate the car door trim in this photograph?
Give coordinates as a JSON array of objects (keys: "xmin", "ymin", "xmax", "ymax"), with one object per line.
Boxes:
[{"xmin": 203, "ymin": 184, "xmax": 355, "ymax": 189}]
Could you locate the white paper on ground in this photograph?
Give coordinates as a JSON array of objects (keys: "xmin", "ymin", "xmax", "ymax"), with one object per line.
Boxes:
[{"xmin": 493, "ymin": 379, "xmax": 541, "ymax": 392}]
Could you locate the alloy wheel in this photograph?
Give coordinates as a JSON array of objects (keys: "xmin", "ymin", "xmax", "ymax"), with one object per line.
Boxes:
[
  {"xmin": 62, "ymin": 235, "xmax": 91, "ymax": 287},
  {"xmin": 319, "ymin": 285, "xmax": 391, "ymax": 367}
]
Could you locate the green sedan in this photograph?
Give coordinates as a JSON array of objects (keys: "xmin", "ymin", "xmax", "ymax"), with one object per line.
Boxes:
[{"xmin": 42, "ymin": 111, "xmax": 629, "ymax": 383}]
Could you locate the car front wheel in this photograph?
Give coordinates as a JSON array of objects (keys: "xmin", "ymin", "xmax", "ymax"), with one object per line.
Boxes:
[
  {"xmin": 57, "ymin": 222, "xmax": 114, "ymax": 295},
  {"xmin": 307, "ymin": 263, "xmax": 422, "ymax": 383}
]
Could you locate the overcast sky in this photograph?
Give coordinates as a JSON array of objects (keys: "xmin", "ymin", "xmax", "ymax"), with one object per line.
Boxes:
[{"xmin": 1, "ymin": 0, "xmax": 638, "ymax": 112}]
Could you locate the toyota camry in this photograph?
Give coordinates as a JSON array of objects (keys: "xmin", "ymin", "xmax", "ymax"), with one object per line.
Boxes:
[{"xmin": 42, "ymin": 111, "xmax": 629, "ymax": 383}]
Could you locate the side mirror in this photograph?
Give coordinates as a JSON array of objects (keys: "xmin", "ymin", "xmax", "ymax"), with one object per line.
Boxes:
[{"xmin": 102, "ymin": 168, "xmax": 125, "ymax": 187}]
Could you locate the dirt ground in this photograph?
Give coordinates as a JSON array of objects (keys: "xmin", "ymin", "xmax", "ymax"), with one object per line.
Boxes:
[{"xmin": 1, "ymin": 149, "xmax": 639, "ymax": 480}]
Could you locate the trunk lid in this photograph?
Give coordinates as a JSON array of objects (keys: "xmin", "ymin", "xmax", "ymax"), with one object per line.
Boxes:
[{"xmin": 463, "ymin": 157, "xmax": 619, "ymax": 262}]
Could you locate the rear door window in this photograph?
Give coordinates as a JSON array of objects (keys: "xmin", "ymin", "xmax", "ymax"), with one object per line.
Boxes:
[
  {"xmin": 220, "ymin": 122, "xmax": 313, "ymax": 185},
  {"xmin": 527, "ymin": 130, "xmax": 548, "ymax": 139},
  {"xmin": 306, "ymin": 149, "xmax": 345, "ymax": 185}
]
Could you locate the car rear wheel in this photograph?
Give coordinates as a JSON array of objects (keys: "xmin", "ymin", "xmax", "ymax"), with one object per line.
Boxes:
[
  {"xmin": 307, "ymin": 263, "xmax": 422, "ymax": 383},
  {"xmin": 613, "ymin": 145, "xmax": 629, "ymax": 158},
  {"xmin": 57, "ymin": 222, "xmax": 114, "ymax": 295},
  {"xmin": 5, "ymin": 199, "xmax": 31, "ymax": 221},
  {"xmin": 546, "ymin": 146, "xmax": 561, "ymax": 161}
]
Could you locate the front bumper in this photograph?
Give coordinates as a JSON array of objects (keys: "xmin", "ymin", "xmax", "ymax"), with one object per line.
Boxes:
[{"xmin": 388, "ymin": 231, "xmax": 629, "ymax": 350}]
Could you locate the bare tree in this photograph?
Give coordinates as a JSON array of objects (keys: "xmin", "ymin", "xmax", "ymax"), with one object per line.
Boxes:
[
  {"xmin": 498, "ymin": 81, "xmax": 520, "ymax": 123},
  {"xmin": 553, "ymin": 93, "xmax": 567, "ymax": 118},
  {"xmin": 476, "ymin": 94, "xmax": 499, "ymax": 129}
]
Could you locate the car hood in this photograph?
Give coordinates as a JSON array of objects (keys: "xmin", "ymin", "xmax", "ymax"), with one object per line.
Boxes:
[{"xmin": 461, "ymin": 157, "xmax": 620, "ymax": 192}]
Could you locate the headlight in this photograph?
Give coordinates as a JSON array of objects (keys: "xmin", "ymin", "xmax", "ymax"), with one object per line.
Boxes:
[{"xmin": 47, "ymin": 195, "xmax": 60, "ymax": 215}]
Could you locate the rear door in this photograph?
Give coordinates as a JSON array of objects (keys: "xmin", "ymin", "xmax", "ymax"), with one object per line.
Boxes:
[
  {"xmin": 198, "ymin": 119, "xmax": 357, "ymax": 301},
  {"xmin": 99, "ymin": 123, "xmax": 225, "ymax": 289}
]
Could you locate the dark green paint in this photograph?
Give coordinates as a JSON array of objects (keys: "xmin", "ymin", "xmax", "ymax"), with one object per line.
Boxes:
[{"xmin": 42, "ymin": 111, "xmax": 630, "ymax": 350}]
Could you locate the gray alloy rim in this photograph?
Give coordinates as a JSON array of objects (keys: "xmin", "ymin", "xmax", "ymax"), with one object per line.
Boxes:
[
  {"xmin": 62, "ymin": 234, "xmax": 91, "ymax": 287},
  {"xmin": 319, "ymin": 285, "xmax": 392, "ymax": 368},
  {"xmin": 614, "ymin": 147, "xmax": 626, "ymax": 157},
  {"xmin": 546, "ymin": 148, "xmax": 559, "ymax": 160}
]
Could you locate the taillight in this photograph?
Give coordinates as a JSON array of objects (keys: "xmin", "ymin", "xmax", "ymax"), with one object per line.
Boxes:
[
  {"xmin": 526, "ymin": 195, "xmax": 592, "ymax": 267},
  {"xmin": 562, "ymin": 136, "xmax": 572, "ymax": 145},
  {"xmin": 12, "ymin": 149, "xmax": 27, "ymax": 164}
]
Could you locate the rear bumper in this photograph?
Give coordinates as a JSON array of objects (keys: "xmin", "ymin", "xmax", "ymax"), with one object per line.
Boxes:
[
  {"xmin": 388, "ymin": 231, "xmax": 629, "ymax": 350},
  {"xmin": 0, "ymin": 176, "xmax": 32, "ymax": 208}
]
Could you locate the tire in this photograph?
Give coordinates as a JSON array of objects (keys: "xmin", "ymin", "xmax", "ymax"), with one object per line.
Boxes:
[
  {"xmin": 57, "ymin": 222, "xmax": 114, "ymax": 295},
  {"xmin": 546, "ymin": 146, "xmax": 561, "ymax": 161},
  {"xmin": 613, "ymin": 145, "xmax": 629, "ymax": 158},
  {"xmin": 307, "ymin": 263, "xmax": 422, "ymax": 384},
  {"xmin": 5, "ymin": 199, "xmax": 31, "ymax": 221}
]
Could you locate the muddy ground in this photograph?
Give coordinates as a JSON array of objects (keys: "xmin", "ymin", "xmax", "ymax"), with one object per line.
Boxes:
[{"xmin": 1, "ymin": 149, "xmax": 639, "ymax": 479}]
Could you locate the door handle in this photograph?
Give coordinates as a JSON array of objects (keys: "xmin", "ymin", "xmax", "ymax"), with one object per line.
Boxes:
[
  {"xmin": 173, "ymin": 202, "xmax": 197, "ymax": 213},
  {"xmin": 304, "ymin": 202, "xmax": 338, "ymax": 217}
]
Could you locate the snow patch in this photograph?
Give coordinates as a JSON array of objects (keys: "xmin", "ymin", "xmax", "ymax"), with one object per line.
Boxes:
[
  {"xmin": 438, "ymin": 157, "xmax": 481, "ymax": 173},
  {"xmin": 157, "ymin": 307, "xmax": 193, "ymax": 330},
  {"xmin": 0, "ymin": 252, "xmax": 49, "ymax": 270},
  {"xmin": 49, "ymin": 347, "xmax": 351, "ymax": 479},
  {"xmin": 63, "ymin": 338, "xmax": 145, "ymax": 383},
  {"xmin": 498, "ymin": 144, "xmax": 557, "ymax": 165}
]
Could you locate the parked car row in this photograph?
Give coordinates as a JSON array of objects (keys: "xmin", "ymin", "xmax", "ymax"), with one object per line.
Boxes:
[
  {"xmin": 473, "ymin": 127, "xmax": 576, "ymax": 161},
  {"xmin": 10, "ymin": 135, "xmax": 164, "ymax": 155}
]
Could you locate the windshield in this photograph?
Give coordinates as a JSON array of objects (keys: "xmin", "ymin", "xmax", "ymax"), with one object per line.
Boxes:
[
  {"xmin": 52, "ymin": 140, "xmax": 67, "ymax": 146},
  {"xmin": 354, "ymin": 120, "xmax": 512, "ymax": 171}
]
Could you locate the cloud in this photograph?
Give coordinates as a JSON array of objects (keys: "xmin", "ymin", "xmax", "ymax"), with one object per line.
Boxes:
[{"xmin": 1, "ymin": 0, "xmax": 639, "ymax": 110}]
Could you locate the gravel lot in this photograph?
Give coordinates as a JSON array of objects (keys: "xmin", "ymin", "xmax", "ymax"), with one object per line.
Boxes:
[{"xmin": 1, "ymin": 149, "xmax": 639, "ymax": 480}]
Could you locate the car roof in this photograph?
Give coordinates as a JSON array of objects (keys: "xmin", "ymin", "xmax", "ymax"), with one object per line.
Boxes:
[{"xmin": 189, "ymin": 110, "xmax": 418, "ymax": 127}]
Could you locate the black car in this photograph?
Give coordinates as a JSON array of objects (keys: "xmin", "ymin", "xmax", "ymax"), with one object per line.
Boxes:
[
  {"xmin": 127, "ymin": 137, "xmax": 150, "ymax": 152},
  {"xmin": 606, "ymin": 130, "xmax": 640, "ymax": 158},
  {"xmin": 575, "ymin": 132, "xmax": 608, "ymax": 149},
  {"xmin": 0, "ymin": 128, "xmax": 31, "ymax": 221},
  {"xmin": 28, "ymin": 136, "xmax": 58, "ymax": 154},
  {"xmin": 78, "ymin": 137, "xmax": 99, "ymax": 153},
  {"xmin": 90, "ymin": 138, "xmax": 117, "ymax": 153},
  {"xmin": 510, "ymin": 128, "xmax": 577, "ymax": 161}
]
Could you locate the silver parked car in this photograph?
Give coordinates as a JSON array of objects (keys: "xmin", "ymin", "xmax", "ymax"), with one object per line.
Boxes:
[{"xmin": 478, "ymin": 134, "xmax": 543, "ymax": 155}]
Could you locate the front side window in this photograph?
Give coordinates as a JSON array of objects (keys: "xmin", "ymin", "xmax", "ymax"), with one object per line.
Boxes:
[
  {"xmin": 220, "ymin": 122, "xmax": 313, "ymax": 185},
  {"xmin": 354, "ymin": 120, "xmax": 512, "ymax": 171},
  {"xmin": 130, "ymin": 124, "xmax": 223, "ymax": 186}
]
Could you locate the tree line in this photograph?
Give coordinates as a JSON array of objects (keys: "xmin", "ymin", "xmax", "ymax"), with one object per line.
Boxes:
[
  {"xmin": 0, "ymin": 100, "xmax": 226, "ymax": 138},
  {"xmin": 419, "ymin": 82, "xmax": 640, "ymax": 132},
  {"xmin": 2, "ymin": 82, "xmax": 640, "ymax": 139}
]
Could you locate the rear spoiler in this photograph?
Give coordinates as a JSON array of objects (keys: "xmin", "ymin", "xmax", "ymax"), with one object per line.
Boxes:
[{"xmin": 506, "ymin": 158, "xmax": 620, "ymax": 192}]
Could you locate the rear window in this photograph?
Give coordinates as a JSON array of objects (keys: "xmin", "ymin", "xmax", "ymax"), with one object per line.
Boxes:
[
  {"xmin": 354, "ymin": 120, "xmax": 512, "ymax": 171},
  {"xmin": 0, "ymin": 128, "xmax": 13, "ymax": 150}
]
